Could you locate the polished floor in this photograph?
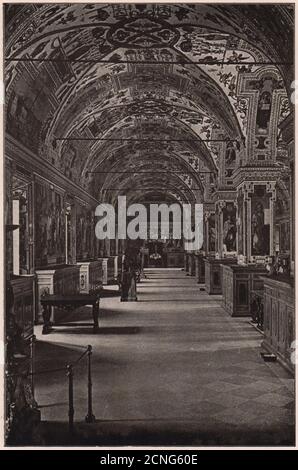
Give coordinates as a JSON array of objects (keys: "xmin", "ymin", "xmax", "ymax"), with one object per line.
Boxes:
[{"xmin": 34, "ymin": 269, "xmax": 295, "ymax": 446}]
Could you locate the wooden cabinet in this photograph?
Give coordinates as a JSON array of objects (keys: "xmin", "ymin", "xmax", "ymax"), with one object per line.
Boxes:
[
  {"xmin": 195, "ymin": 254, "xmax": 205, "ymax": 284},
  {"xmin": 35, "ymin": 265, "xmax": 80, "ymax": 322},
  {"xmin": 6, "ymin": 276, "xmax": 40, "ymax": 444},
  {"xmin": 184, "ymin": 252, "xmax": 189, "ymax": 273},
  {"xmin": 111, "ymin": 255, "xmax": 119, "ymax": 279},
  {"xmin": 99, "ymin": 257, "xmax": 115, "ymax": 284},
  {"xmin": 118, "ymin": 254, "xmax": 124, "ymax": 275},
  {"xmin": 10, "ymin": 275, "xmax": 35, "ymax": 339},
  {"xmin": 77, "ymin": 260, "xmax": 103, "ymax": 293},
  {"xmin": 99, "ymin": 257, "xmax": 108, "ymax": 284},
  {"xmin": 108, "ymin": 256, "xmax": 116, "ymax": 282},
  {"xmin": 221, "ymin": 264, "xmax": 267, "ymax": 316},
  {"xmin": 262, "ymin": 277, "xmax": 295, "ymax": 374},
  {"xmin": 166, "ymin": 250, "xmax": 184, "ymax": 268},
  {"xmin": 186, "ymin": 253, "xmax": 195, "ymax": 276},
  {"xmin": 140, "ymin": 248, "xmax": 149, "ymax": 269},
  {"xmin": 204, "ymin": 258, "xmax": 235, "ymax": 294}
]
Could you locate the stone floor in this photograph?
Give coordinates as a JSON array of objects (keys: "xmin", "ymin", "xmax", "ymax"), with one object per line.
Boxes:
[{"xmin": 34, "ymin": 268, "xmax": 295, "ymax": 446}]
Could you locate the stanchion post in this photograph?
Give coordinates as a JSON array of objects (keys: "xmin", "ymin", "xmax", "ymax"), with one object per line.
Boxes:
[
  {"xmin": 30, "ymin": 335, "xmax": 36, "ymax": 397},
  {"xmin": 67, "ymin": 364, "xmax": 74, "ymax": 434},
  {"xmin": 85, "ymin": 345, "xmax": 96, "ymax": 423}
]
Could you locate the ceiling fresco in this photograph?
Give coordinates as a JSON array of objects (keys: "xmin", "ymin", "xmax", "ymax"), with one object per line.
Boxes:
[{"xmin": 5, "ymin": 3, "xmax": 293, "ymax": 204}]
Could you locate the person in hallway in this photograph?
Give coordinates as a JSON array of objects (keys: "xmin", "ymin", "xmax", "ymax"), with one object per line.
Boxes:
[
  {"xmin": 139, "ymin": 245, "xmax": 147, "ymax": 279},
  {"xmin": 120, "ymin": 247, "xmax": 139, "ymax": 301}
]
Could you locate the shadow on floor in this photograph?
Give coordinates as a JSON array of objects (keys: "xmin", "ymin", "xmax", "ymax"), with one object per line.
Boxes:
[
  {"xmin": 138, "ymin": 299, "xmax": 208, "ymax": 302},
  {"xmin": 92, "ymin": 326, "xmax": 141, "ymax": 335},
  {"xmin": 47, "ymin": 326, "xmax": 142, "ymax": 335},
  {"xmin": 17, "ymin": 419, "xmax": 295, "ymax": 447},
  {"xmin": 35, "ymin": 340, "xmax": 88, "ymax": 366}
]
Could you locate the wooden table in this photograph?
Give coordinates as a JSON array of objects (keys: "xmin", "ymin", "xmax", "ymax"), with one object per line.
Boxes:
[
  {"xmin": 40, "ymin": 287, "xmax": 121, "ymax": 334},
  {"xmin": 40, "ymin": 293, "xmax": 101, "ymax": 334}
]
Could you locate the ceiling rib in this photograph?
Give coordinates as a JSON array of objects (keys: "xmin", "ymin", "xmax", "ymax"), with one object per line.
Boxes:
[{"xmin": 5, "ymin": 57, "xmax": 293, "ymax": 66}]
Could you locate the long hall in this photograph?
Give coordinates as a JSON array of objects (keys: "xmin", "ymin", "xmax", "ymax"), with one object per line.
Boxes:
[
  {"xmin": 33, "ymin": 269, "xmax": 294, "ymax": 446},
  {"xmin": 4, "ymin": 3, "xmax": 295, "ymax": 448}
]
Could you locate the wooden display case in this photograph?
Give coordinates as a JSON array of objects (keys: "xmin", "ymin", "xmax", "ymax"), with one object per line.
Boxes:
[
  {"xmin": 10, "ymin": 275, "xmax": 35, "ymax": 339},
  {"xmin": 195, "ymin": 253, "xmax": 205, "ymax": 284},
  {"xmin": 262, "ymin": 277, "xmax": 295, "ymax": 374},
  {"xmin": 77, "ymin": 260, "xmax": 103, "ymax": 293},
  {"xmin": 186, "ymin": 253, "xmax": 196, "ymax": 276},
  {"xmin": 204, "ymin": 257, "xmax": 235, "ymax": 294},
  {"xmin": 221, "ymin": 264, "xmax": 267, "ymax": 316},
  {"xmin": 166, "ymin": 250, "xmax": 184, "ymax": 268},
  {"xmin": 35, "ymin": 265, "xmax": 80, "ymax": 322}
]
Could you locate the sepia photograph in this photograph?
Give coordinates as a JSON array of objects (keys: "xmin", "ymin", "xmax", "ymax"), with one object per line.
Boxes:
[{"xmin": 2, "ymin": 1, "xmax": 296, "ymax": 449}]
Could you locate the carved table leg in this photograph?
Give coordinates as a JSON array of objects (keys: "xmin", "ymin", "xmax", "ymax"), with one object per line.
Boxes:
[
  {"xmin": 92, "ymin": 299, "xmax": 99, "ymax": 333},
  {"xmin": 42, "ymin": 304, "xmax": 52, "ymax": 335}
]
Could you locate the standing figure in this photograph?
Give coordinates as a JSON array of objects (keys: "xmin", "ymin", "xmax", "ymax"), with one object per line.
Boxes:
[
  {"xmin": 251, "ymin": 202, "xmax": 265, "ymax": 255},
  {"xmin": 209, "ymin": 225, "xmax": 216, "ymax": 252},
  {"xmin": 223, "ymin": 215, "xmax": 236, "ymax": 252},
  {"xmin": 225, "ymin": 141, "xmax": 236, "ymax": 165},
  {"xmin": 120, "ymin": 249, "xmax": 138, "ymax": 301},
  {"xmin": 256, "ymin": 91, "xmax": 272, "ymax": 132}
]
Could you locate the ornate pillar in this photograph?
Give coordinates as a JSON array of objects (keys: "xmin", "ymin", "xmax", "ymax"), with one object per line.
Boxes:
[
  {"xmin": 65, "ymin": 199, "xmax": 76, "ymax": 264},
  {"xmin": 115, "ymin": 232, "xmax": 119, "ymax": 256},
  {"xmin": 5, "ymin": 159, "xmax": 13, "ymax": 277},
  {"xmin": 104, "ymin": 238, "xmax": 110, "ymax": 257},
  {"xmin": 203, "ymin": 204, "xmax": 215, "ymax": 256},
  {"xmin": 233, "ymin": 65, "xmax": 291, "ymax": 265},
  {"xmin": 213, "ymin": 191, "xmax": 237, "ymax": 258},
  {"xmin": 234, "ymin": 171, "xmax": 285, "ymax": 264},
  {"xmin": 236, "ymin": 185, "xmax": 247, "ymax": 261},
  {"xmin": 278, "ymin": 112, "xmax": 294, "ymax": 275},
  {"xmin": 237, "ymin": 66, "xmax": 289, "ymax": 164},
  {"xmin": 11, "ymin": 168, "xmax": 34, "ymax": 274}
]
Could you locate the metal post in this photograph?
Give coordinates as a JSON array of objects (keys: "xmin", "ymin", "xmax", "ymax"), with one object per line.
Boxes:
[
  {"xmin": 30, "ymin": 335, "xmax": 36, "ymax": 397},
  {"xmin": 85, "ymin": 345, "xmax": 95, "ymax": 423},
  {"xmin": 67, "ymin": 365, "xmax": 74, "ymax": 434}
]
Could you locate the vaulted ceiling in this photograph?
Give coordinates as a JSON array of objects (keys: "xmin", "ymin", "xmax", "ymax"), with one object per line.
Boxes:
[{"xmin": 5, "ymin": 3, "xmax": 293, "ymax": 205}]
